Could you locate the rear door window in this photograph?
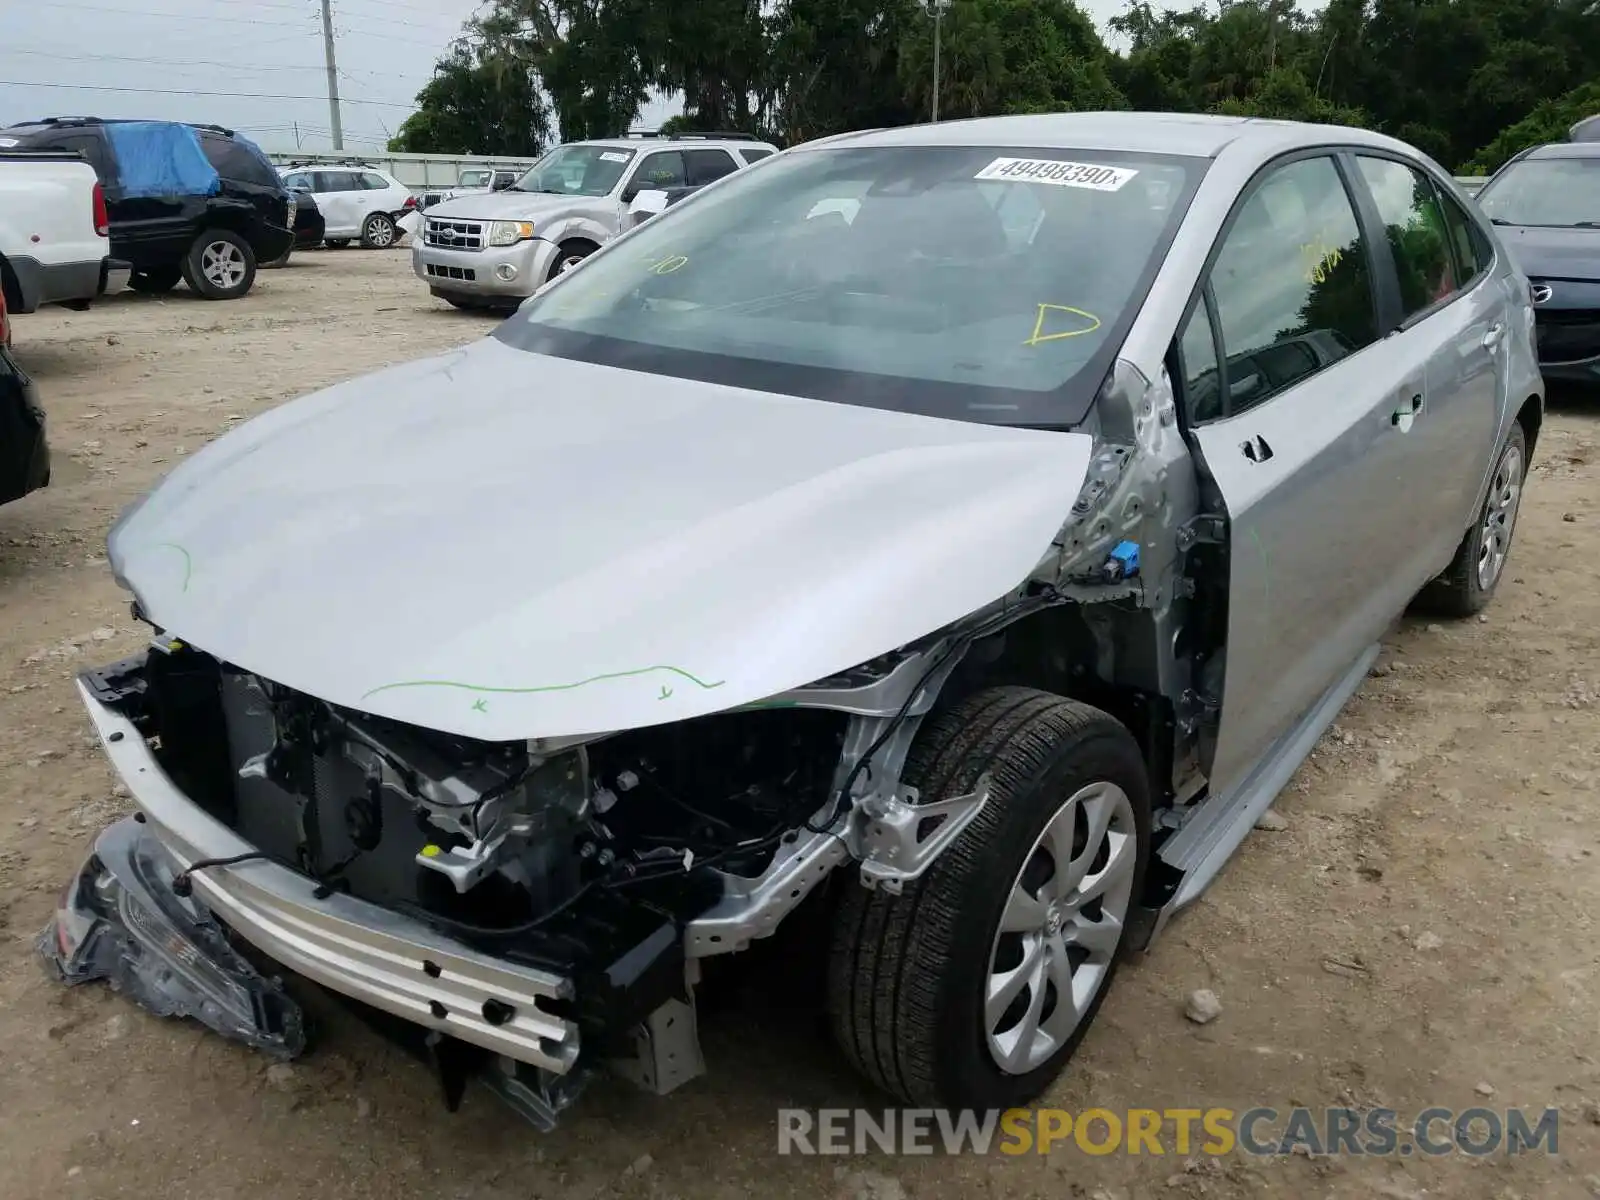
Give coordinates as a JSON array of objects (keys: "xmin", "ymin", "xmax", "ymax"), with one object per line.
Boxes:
[
  {"xmin": 634, "ymin": 151, "xmax": 687, "ymax": 190},
  {"xmin": 1439, "ymin": 189, "xmax": 1492, "ymax": 284},
  {"xmin": 1355, "ymin": 156, "xmax": 1459, "ymax": 319},
  {"xmin": 316, "ymin": 171, "xmax": 361, "ymax": 193},
  {"xmin": 685, "ymin": 149, "xmax": 738, "ymax": 186},
  {"xmin": 1203, "ymin": 155, "xmax": 1379, "ymax": 417}
]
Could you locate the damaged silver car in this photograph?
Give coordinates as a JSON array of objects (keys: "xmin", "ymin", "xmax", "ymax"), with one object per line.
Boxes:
[{"xmin": 44, "ymin": 112, "xmax": 1543, "ymax": 1128}]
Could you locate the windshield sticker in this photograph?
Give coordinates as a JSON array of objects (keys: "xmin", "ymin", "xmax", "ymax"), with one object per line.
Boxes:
[
  {"xmin": 1022, "ymin": 303, "xmax": 1102, "ymax": 346},
  {"xmin": 975, "ymin": 158, "xmax": 1138, "ymax": 191},
  {"xmin": 599, "ymin": 151, "xmax": 631, "ymax": 163}
]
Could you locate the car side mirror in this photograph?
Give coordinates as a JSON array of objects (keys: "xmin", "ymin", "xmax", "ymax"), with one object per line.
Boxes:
[
  {"xmin": 620, "ymin": 182, "xmax": 642, "ymax": 204},
  {"xmin": 627, "ymin": 189, "xmax": 671, "ymax": 229}
]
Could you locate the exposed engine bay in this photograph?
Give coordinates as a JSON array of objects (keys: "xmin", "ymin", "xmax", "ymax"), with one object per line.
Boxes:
[{"xmin": 49, "ymin": 624, "xmax": 1021, "ymax": 1126}]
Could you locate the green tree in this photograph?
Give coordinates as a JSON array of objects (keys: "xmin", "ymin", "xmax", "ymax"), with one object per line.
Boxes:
[
  {"xmin": 389, "ymin": 39, "xmax": 552, "ymax": 155},
  {"xmin": 896, "ymin": 0, "xmax": 1124, "ymax": 120},
  {"xmin": 1467, "ymin": 81, "xmax": 1600, "ymax": 173}
]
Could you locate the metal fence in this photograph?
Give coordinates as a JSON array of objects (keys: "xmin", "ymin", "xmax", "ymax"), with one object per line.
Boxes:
[{"xmin": 264, "ymin": 150, "xmax": 538, "ymax": 191}]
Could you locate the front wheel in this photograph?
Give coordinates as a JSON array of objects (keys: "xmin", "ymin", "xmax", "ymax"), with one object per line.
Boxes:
[
  {"xmin": 546, "ymin": 239, "xmax": 598, "ymax": 282},
  {"xmin": 181, "ymin": 230, "xmax": 256, "ymax": 300},
  {"xmin": 1412, "ymin": 423, "xmax": 1527, "ymax": 618},
  {"xmin": 360, "ymin": 212, "xmax": 397, "ymax": 249},
  {"xmin": 827, "ymin": 686, "xmax": 1151, "ymax": 1109}
]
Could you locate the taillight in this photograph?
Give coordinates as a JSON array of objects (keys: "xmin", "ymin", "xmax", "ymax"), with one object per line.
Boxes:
[
  {"xmin": 92, "ymin": 182, "xmax": 109, "ymax": 237},
  {"xmin": 403, "ymin": 195, "xmax": 418, "ymax": 210}
]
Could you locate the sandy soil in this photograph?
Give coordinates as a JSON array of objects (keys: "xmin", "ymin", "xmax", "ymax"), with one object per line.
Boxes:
[{"xmin": 1, "ymin": 249, "xmax": 1597, "ymax": 1200}]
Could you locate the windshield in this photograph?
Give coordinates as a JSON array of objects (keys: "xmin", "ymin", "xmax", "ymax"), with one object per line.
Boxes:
[
  {"xmin": 512, "ymin": 144, "xmax": 636, "ymax": 197},
  {"xmin": 1476, "ymin": 156, "xmax": 1600, "ymax": 227},
  {"xmin": 458, "ymin": 169, "xmax": 492, "ymax": 187},
  {"xmin": 496, "ymin": 144, "xmax": 1203, "ymax": 425}
]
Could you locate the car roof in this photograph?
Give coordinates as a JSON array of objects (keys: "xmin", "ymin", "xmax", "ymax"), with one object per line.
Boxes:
[
  {"xmin": 580, "ymin": 136, "xmax": 774, "ymax": 151},
  {"xmin": 799, "ymin": 111, "xmax": 1424, "ymax": 162},
  {"xmin": 1523, "ymin": 140, "xmax": 1600, "ymax": 160}
]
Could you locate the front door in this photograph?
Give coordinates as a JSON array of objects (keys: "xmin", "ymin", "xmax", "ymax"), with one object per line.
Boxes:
[
  {"xmin": 1177, "ymin": 153, "xmax": 1424, "ymax": 797},
  {"xmin": 1351, "ymin": 154, "xmax": 1505, "ymax": 575}
]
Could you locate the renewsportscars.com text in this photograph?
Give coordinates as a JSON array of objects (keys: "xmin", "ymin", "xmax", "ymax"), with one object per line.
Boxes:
[{"xmin": 777, "ymin": 1106, "xmax": 1561, "ymax": 1158}]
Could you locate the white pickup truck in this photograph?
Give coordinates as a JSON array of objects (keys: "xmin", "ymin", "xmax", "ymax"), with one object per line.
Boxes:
[{"xmin": 0, "ymin": 149, "xmax": 129, "ymax": 314}]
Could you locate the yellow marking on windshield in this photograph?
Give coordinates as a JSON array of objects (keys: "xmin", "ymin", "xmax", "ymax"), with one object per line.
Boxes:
[
  {"xmin": 649, "ymin": 254, "xmax": 689, "ymax": 275},
  {"xmin": 1023, "ymin": 304, "xmax": 1102, "ymax": 346}
]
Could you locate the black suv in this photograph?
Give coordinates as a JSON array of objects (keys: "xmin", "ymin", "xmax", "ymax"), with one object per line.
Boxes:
[{"xmin": 0, "ymin": 118, "xmax": 293, "ymax": 301}]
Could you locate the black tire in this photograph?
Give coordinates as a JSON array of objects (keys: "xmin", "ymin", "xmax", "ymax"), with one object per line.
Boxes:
[
  {"xmin": 546, "ymin": 239, "xmax": 599, "ymax": 282},
  {"xmin": 180, "ymin": 230, "xmax": 256, "ymax": 300},
  {"xmin": 261, "ymin": 248, "xmax": 292, "ymax": 269},
  {"xmin": 360, "ymin": 212, "xmax": 398, "ymax": 249},
  {"xmin": 1412, "ymin": 423, "xmax": 1528, "ymax": 619},
  {"xmin": 128, "ymin": 267, "xmax": 182, "ymax": 295},
  {"xmin": 827, "ymin": 686, "xmax": 1152, "ymax": 1109},
  {"xmin": 324, "ymin": 239, "xmax": 351, "ymax": 250}
]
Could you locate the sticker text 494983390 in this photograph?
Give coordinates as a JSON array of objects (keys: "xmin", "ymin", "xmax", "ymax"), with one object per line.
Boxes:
[{"xmin": 974, "ymin": 158, "xmax": 1139, "ymax": 191}]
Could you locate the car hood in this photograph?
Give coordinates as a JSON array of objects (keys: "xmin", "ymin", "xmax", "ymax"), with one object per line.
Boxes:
[
  {"xmin": 427, "ymin": 191, "xmax": 603, "ymax": 222},
  {"xmin": 108, "ymin": 340, "xmax": 1093, "ymax": 741},
  {"xmin": 1495, "ymin": 224, "xmax": 1600, "ymax": 281}
]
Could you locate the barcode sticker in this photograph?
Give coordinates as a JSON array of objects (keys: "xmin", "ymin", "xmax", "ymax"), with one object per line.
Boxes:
[{"xmin": 974, "ymin": 158, "xmax": 1138, "ymax": 191}]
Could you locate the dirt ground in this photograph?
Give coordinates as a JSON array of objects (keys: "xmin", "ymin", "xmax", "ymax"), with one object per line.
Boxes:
[{"xmin": 1, "ymin": 248, "xmax": 1597, "ymax": 1200}]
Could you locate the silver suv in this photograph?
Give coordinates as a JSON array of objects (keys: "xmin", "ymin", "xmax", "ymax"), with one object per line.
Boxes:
[{"xmin": 413, "ymin": 133, "xmax": 777, "ymax": 310}]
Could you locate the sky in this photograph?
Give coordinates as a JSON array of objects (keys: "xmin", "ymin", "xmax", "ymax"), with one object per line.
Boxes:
[{"xmin": 0, "ymin": 0, "xmax": 1140, "ymax": 155}]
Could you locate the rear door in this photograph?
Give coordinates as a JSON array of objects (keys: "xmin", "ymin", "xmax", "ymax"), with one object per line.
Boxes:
[
  {"xmin": 1177, "ymin": 152, "xmax": 1424, "ymax": 796},
  {"xmin": 314, "ymin": 171, "xmax": 363, "ymax": 236},
  {"xmin": 1350, "ymin": 154, "xmax": 1505, "ymax": 568}
]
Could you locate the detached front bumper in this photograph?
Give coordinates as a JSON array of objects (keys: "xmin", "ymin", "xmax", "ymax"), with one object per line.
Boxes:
[
  {"xmin": 61, "ymin": 678, "xmax": 581, "ymax": 1076},
  {"xmin": 412, "ymin": 237, "xmax": 557, "ymax": 301}
]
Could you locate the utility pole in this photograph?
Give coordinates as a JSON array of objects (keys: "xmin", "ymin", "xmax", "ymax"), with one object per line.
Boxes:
[
  {"xmin": 924, "ymin": 0, "xmax": 951, "ymax": 123},
  {"xmin": 319, "ymin": 0, "xmax": 344, "ymax": 151}
]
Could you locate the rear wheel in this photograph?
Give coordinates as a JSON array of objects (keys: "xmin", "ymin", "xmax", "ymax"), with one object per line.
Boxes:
[
  {"xmin": 181, "ymin": 230, "xmax": 256, "ymax": 300},
  {"xmin": 128, "ymin": 266, "xmax": 182, "ymax": 294},
  {"xmin": 1412, "ymin": 424, "xmax": 1527, "ymax": 618},
  {"xmin": 360, "ymin": 212, "xmax": 397, "ymax": 249},
  {"xmin": 827, "ymin": 686, "xmax": 1151, "ymax": 1109}
]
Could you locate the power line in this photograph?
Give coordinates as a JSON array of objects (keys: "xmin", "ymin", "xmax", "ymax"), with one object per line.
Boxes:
[
  {"xmin": 41, "ymin": 1, "xmax": 320, "ymax": 29},
  {"xmin": 0, "ymin": 48, "xmax": 331, "ymax": 74},
  {"xmin": 0, "ymin": 80, "xmax": 417, "ymax": 109},
  {"xmin": 0, "ymin": 47, "xmax": 393, "ymax": 82}
]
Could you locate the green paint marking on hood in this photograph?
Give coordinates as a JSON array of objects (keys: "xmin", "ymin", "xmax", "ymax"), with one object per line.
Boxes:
[
  {"xmin": 360, "ymin": 665, "xmax": 727, "ymax": 705},
  {"xmin": 156, "ymin": 542, "xmax": 192, "ymax": 593}
]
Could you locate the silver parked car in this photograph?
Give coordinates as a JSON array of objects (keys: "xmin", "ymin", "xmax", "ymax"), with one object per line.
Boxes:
[
  {"xmin": 47, "ymin": 112, "xmax": 1540, "ymax": 1128},
  {"xmin": 413, "ymin": 133, "xmax": 778, "ymax": 311}
]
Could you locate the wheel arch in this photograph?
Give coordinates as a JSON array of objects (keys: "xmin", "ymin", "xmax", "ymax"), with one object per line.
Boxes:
[
  {"xmin": 942, "ymin": 603, "xmax": 1182, "ymax": 810},
  {"xmin": 1514, "ymin": 391, "xmax": 1543, "ymax": 460}
]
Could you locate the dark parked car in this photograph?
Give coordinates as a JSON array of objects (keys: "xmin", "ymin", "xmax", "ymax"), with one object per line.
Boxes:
[
  {"xmin": 0, "ymin": 287, "xmax": 50, "ymax": 510},
  {"xmin": 293, "ymin": 191, "xmax": 327, "ymax": 251},
  {"xmin": 263, "ymin": 191, "xmax": 328, "ymax": 268},
  {"xmin": 0, "ymin": 117, "xmax": 294, "ymax": 301},
  {"xmin": 1475, "ymin": 140, "xmax": 1600, "ymax": 385}
]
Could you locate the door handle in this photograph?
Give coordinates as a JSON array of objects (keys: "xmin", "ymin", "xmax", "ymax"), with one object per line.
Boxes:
[
  {"xmin": 1482, "ymin": 322, "xmax": 1505, "ymax": 350},
  {"xmin": 1240, "ymin": 433, "xmax": 1274, "ymax": 463},
  {"xmin": 1391, "ymin": 393, "xmax": 1424, "ymax": 428}
]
